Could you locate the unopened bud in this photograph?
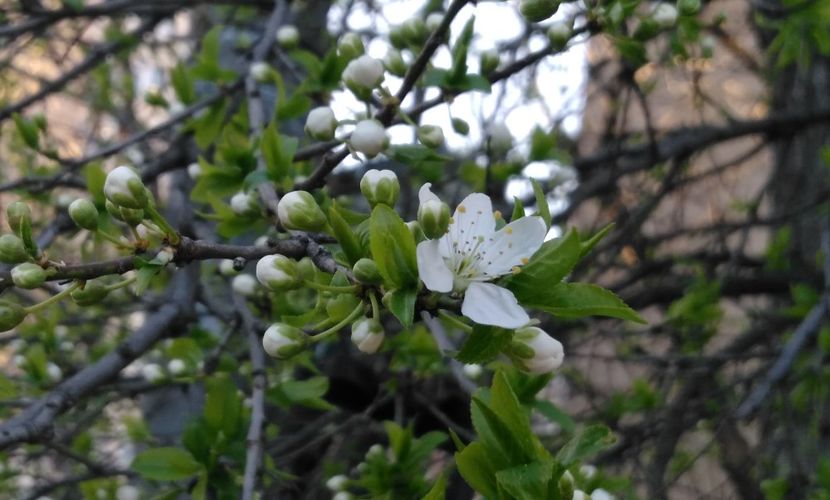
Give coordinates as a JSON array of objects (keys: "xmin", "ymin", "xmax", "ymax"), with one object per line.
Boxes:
[
  {"xmin": 652, "ymin": 3, "xmax": 678, "ymax": 27},
  {"xmin": 46, "ymin": 362, "xmax": 62, "ymax": 382},
  {"xmin": 232, "ymin": 274, "xmax": 259, "ymax": 297},
  {"xmin": 418, "ymin": 199, "xmax": 450, "ymax": 239},
  {"xmin": 6, "ymin": 202, "xmax": 31, "ymax": 235},
  {"xmin": 417, "ymin": 125, "xmax": 445, "ymax": 149},
  {"xmin": 249, "ymin": 62, "xmax": 271, "ymax": 82},
  {"xmin": 230, "ymin": 191, "xmax": 258, "ymax": 216},
  {"xmin": 590, "ymin": 488, "xmax": 615, "ymax": 500},
  {"xmin": 547, "ymin": 20, "xmax": 572, "ymax": 49},
  {"xmin": 360, "ymin": 169, "xmax": 399, "ymax": 207},
  {"xmin": 105, "ymin": 200, "xmax": 144, "ymax": 226},
  {"xmin": 342, "ymin": 55, "xmax": 385, "ymax": 100},
  {"xmin": 71, "ymin": 280, "xmax": 109, "ymax": 306},
  {"xmin": 219, "ymin": 259, "xmax": 238, "ymax": 276},
  {"xmin": 510, "ymin": 326, "xmax": 564, "ymax": 374},
  {"xmin": 187, "ymin": 162, "xmax": 202, "ymax": 180},
  {"xmin": 462, "ymin": 363, "xmax": 483, "ymax": 378},
  {"xmin": 326, "ymin": 474, "xmax": 349, "ymax": 492},
  {"xmin": 480, "ymin": 49, "xmax": 500, "ymax": 75},
  {"xmin": 426, "ymin": 12, "xmax": 444, "ymax": 32},
  {"xmin": 519, "ymin": 0, "xmax": 560, "ymax": 22},
  {"xmin": 276, "ymin": 25, "xmax": 300, "ymax": 49},
  {"xmin": 402, "ymin": 18, "xmax": 427, "ymax": 45},
  {"xmin": 384, "ymin": 50, "xmax": 407, "ymax": 77},
  {"xmin": 389, "ymin": 26, "xmax": 408, "ymax": 49},
  {"xmin": 406, "ymin": 220, "xmax": 424, "ymax": 241},
  {"xmin": 104, "ymin": 166, "xmax": 148, "ymax": 209},
  {"xmin": 256, "ymin": 254, "xmax": 302, "ymax": 290},
  {"xmin": 167, "ymin": 358, "xmax": 186, "ymax": 375},
  {"xmin": 487, "ymin": 123, "xmax": 513, "ymax": 153},
  {"xmin": 0, "ymin": 300, "xmax": 27, "ymax": 332},
  {"xmin": 142, "ymin": 363, "xmax": 165, "ymax": 383},
  {"xmin": 351, "ymin": 318, "xmax": 385, "ymax": 354},
  {"xmin": 277, "ymin": 191, "xmax": 328, "ymax": 231},
  {"xmin": 262, "ymin": 323, "xmax": 309, "ymax": 359},
  {"xmin": 338, "ymin": 33, "xmax": 365, "ymax": 60},
  {"xmin": 69, "ymin": 199, "xmax": 99, "ymax": 231},
  {"xmin": 305, "ymin": 107, "xmax": 338, "ymax": 141},
  {"xmin": 11, "ymin": 263, "xmax": 46, "ymax": 289},
  {"xmin": 352, "ymin": 258, "xmax": 382, "ymax": 285},
  {"xmin": 677, "ymin": 0, "xmax": 700, "ymax": 16},
  {"xmin": 351, "ymin": 120, "xmax": 390, "ymax": 158},
  {"xmin": 452, "ymin": 117, "xmax": 470, "ymax": 135},
  {"xmin": 0, "ymin": 234, "xmax": 30, "ymax": 263}
]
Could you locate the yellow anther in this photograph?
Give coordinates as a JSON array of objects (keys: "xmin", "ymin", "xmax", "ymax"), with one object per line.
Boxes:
[
  {"xmin": 505, "ymin": 227, "xmax": 513, "ymax": 234},
  {"xmin": 494, "ymin": 210, "xmax": 502, "ymax": 220},
  {"xmin": 458, "ymin": 205, "xmax": 467, "ymax": 213},
  {"xmin": 511, "ymin": 266, "xmax": 522, "ymax": 274},
  {"xmin": 521, "ymin": 257, "xmax": 529, "ymax": 265}
]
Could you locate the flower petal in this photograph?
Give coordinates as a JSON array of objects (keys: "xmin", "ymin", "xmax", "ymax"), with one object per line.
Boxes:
[
  {"xmin": 476, "ymin": 216, "xmax": 547, "ymax": 277},
  {"xmin": 447, "ymin": 193, "xmax": 496, "ymax": 256},
  {"xmin": 418, "ymin": 183, "xmax": 440, "ymax": 204},
  {"xmin": 461, "ymin": 282, "xmax": 530, "ymax": 328},
  {"xmin": 416, "ymin": 239, "xmax": 453, "ymax": 292}
]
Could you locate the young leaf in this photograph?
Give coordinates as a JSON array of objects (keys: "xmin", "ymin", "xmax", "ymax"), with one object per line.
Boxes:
[
  {"xmin": 511, "ymin": 196, "xmax": 525, "ymax": 222},
  {"xmin": 456, "ymin": 324, "xmax": 513, "ymax": 364},
  {"xmin": 387, "ymin": 288, "xmax": 417, "ymax": 328},
  {"xmin": 328, "ymin": 203, "xmax": 364, "ymax": 265},
  {"xmin": 555, "ymin": 424, "xmax": 615, "ymax": 467},
  {"xmin": 369, "ymin": 205, "xmax": 418, "ymax": 289},
  {"xmin": 495, "ymin": 461, "xmax": 556, "ymax": 500},
  {"xmin": 471, "ymin": 396, "xmax": 533, "ymax": 465},
  {"xmin": 455, "ymin": 442, "xmax": 500, "ymax": 499},
  {"xmin": 519, "ymin": 282, "xmax": 646, "ymax": 323},
  {"xmin": 532, "ymin": 400, "xmax": 576, "ymax": 433},
  {"xmin": 12, "ymin": 113, "xmax": 39, "ymax": 150},
  {"xmin": 268, "ymin": 377, "xmax": 334, "ymax": 410},
  {"xmin": 579, "ymin": 223, "xmax": 614, "ymax": 258},
  {"xmin": 421, "ymin": 471, "xmax": 448, "ymax": 500},
  {"xmin": 170, "ymin": 63, "xmax": 196, "ymax": 105},
  {"xmin": 530, "ymin": 179, "xmax": 551, "ymax": 229},
  {"xmin": 490, "ymin": 371, "xmax": 544, "ymax": 461},
  {"xmin": 504, "ymin": 229, "xmax": 581, "ymax": 303},
  {"xmin": 204, "ymin": 374, "xmax": 242, "ymax": 436},
  {"xmin": 131, "ymin": 447, "xmax": 203, "ymax": 481}
]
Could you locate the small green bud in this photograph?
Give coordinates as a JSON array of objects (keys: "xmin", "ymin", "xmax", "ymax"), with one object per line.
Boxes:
[
  {"xmin": 401, "ymin": 18, "xmax": 427, "ymax": 45},
  {"xmin": 352, "ymin": 258, "xmax": 382, "ymax": 285},
  {"xmin": 104, "ymin": 166, "xmax": 148, "ymax": 209},
  {"xmin": 338, "ymin": 32, "xmax": 365, "ymax": 60},
  {"xmin": 106, "ymin": 201, "xmax": 145, "ymax": 226},
  {"xmin": 6, "ymin": 201, "xmax": 31, "ymax": 235},
  {"xmin": 0, "ymin": 300, "xmax": 27, "ymax": 332},
  {"xmin": 417, "ymin": 125, "xmax": 445, "ymax": 149},
  {"xmin": 406, "ymin": 220, "xmax": 425, "ymax": 242},
  {"xmin": 452, "ymin": 117, "xmax": 470, "ymax": 135},
  {"xmin": 480, "ymin": 49, "xmax": 500, "ymax": 75},
  {"xmin": 418, "ymin": 199, "xmax": 450, "ymax": 239},
  {"xmin": 634, "ymin": 19, "xmax": 660, "ymax": 41},
  {"xmin": 0, "ymin": 234, "xmax": 30, "ymax": 263},
  {"xmin": 360, "ymin": 169, "xmax": 399, "ymax": 207},
  {"xmin": 262, "ymin": 323, "xmax": 309, "ymax": 359},
  {"xmin": 519, "ymin": 0, "xmax": 560, "ymax": 22},
  {"xmin": 71, "ymin": 281, "xmax": 110, "ymax": 306},
  {"xmin": 256, "ymin": 254, "xmax": 302, "ymax": 290},
  {"xmin": 351, "ymin": 317, "xmax": 384, "ymax": 354},
  {"xmin": 11, "ymin": 263, "xmax": 47, "ymax": 289},
  {"xmin": 559, "ymin": 471, "xmax": 575, "ymax": 500},
  {"xmin": 68, "ymin": 199, "xmax": 99, "ymax": 231},
  {"xmin": 547, "ymin": 20, "xmax": 572, "ymax": 49},
  {"xmin": 677, "ymin": 0, "xmax": 700, "ymax": 16},
  {"xmin": 297, "ymin": 257, "xmax": 318, "ymax": 281},
  {"xmin": 389, "ymin": 26, "xmax": 408, "ymax": 50},
  {"xmin": 277, "ymin": 191, "xmax": 328, "ymax": 232},
  {"xmin": 383, "ymin": 49, "xmax": 408, "ymax": 77}
]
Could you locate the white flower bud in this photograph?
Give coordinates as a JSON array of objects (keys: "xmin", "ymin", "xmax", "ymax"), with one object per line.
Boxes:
[
  {"xmin": 590, "ymin": 489, "xmax": 615, "ymax": 500},
  {"xmin": 262, "ymin": 323, "xmax": 308, "ymax": 359},
  {"xmin": 219, "ymin": 259, "xmax": 238, "ymax": 276},
  {"xmin": 256, "ymin": 254, "xmax": 302, "ymax": 290},
  {"xmin": 338, "ymin": 32, "xmax": 365, "ymax": 60},
  {"xmin": 511, "ymin": 327, "xmax": 564, "ymax": 374},
  {"xmin": 426, "ymin": 12, "xmax": 444, "ymax": 31},
  {"xmin": 60, "ymin": 341, "xmax": 73, "ymax": 351},
  {"xmin": 402, "ymin": 18, "xmax": 427, "ymax": 44},
  {"xmin": 116, "ymin": 485, "xmax": 140, "ymax": 500},
  {"xmin": 342, "ymin": 55, "xmax": 385, "ymax": 98},
  {"xmin": 13, "ymin": 355, "xmax": 26, "ymax": 368},
  {"xmin": 276, "ymin": 191, "xmax": 328, "ymax": 231},
  {"xmin": 104, "ymin": 166, "xmax": 148, "ymax": 209},
  {"xmin": 351, "ymin": 318, "xmax": 384, "ymax": 354},
  {"xmin": 480, "ymin": 49, "xmax": 500, "ymax": 74},
  {"xmin": 573, "ymin": 491, "xmax": 588, "ymax": 500},
  {"xmin": 350, "ymin": 120, "xmax": 389, "ymax": 158},
  {"xmin": 360, "ymin": 169, "xmax": 399, "ymax": 207},
  {"xmin": 462, "ymin": 363, "xmax": 483, "ymax": 378},
  {"xmin": 230, "ymin": 191, "xmax": 258, "ymax": 216},
  {"xmin": 487, "ymin": 123, "xmax": 513, "ymax": 153},
  {"xmin": 155, "ymin": 249, "xmax": 174, "ymax": 265},
  {"xmin": 249, "ymin": 62, "xmax": 271, "ymax": 82},
  {"xmin": 187, "ymin": 162, "xmax": 202, "ymax": 180},
  {"xmin": 366, "ymin": 444, "xmax": 384, "ymax": 457},
  {"xmin": 305, "ymin": 106, "xmax": 338, "ymax": 141},
  {"xmin": 136, "ymin": 223, "xmax": 154, "ymax": 240},
  {"xmin": 276, "ymin": 25, "xmax": 300, "ymax": 49},
  {"xmin": 580, "ymin": 464, "xmax": 597, "ymax": 479},
  {"xmin": 55, "ymin": 192, "xmax": 75, "ymax": 209},
  {"xmin": 46, "ymin": 362, "xmax": 62, "ymax": 382},
  {"xmin": 652, "ymin": 3, "xmax": 678, "ymax": 27},
  {"xmin": 232, "ymin": 274, "xmax": 259, "ymax": 296},
  {"xmin": 255, "ymin": 235, "xmax": 270, "ymax": 248},
  {"xmin": 417, "ymin": 198, "xmax": 450, "ymax": 239},
  {"xmin": 417, "ymin": 125, "xmax": 445, "ymax": 149},
  {"xmin": 142, "ymin": 363, "xmax": 165, "ymax": 383},
  {"xmin": 326, "ymin": 474, "xmax": 349, "ymax": 491},
  {"xmin": 167, "ymin": 358, "xmax": 186, "ymax": 375}
]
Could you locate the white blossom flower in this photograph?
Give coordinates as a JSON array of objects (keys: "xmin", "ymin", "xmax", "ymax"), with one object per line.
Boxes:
[
  {"xmin": 350, "ymin": 318, "xmax": 385, "ymax": 354},
  {"xmin": 415, "ymin": 184, "xmax": 545, "ymax": 328}
]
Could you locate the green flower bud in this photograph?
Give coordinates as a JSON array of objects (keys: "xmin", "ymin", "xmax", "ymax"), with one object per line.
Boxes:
[
  {"xmin": 547, "ymin": 20, "xmax": 572, "ymax": 49},
  {"xmin": 326, "ymin": 293, "xmax": 361, "ymax": 323},
  {"xmin": 262, "ymin": 323, "xmax": 309, "ymax": 359},
  {"xmin": 11, "ymin": 263, "xmax": 47, "ymax": 289},
  {"xmin": 406, "ymin": 220, "xmax": 425, "ymax": 242},
  {"xmin": 401, "ymin": 18, "xmax": 427, "ymax": 45},
  {"xmin": 71, "ymin": 281, "xmax": 110, "ymax": 306},
  {"xmin": 297, "ymin": 257, "xmax": 318, "ymax": 281},
  {"xmin": 68, "ymin": 199, "xmax": 99, "ymax": 231},
  {"xmin": 0, "ymin": 234, "xmax": 31, "ymax": 263},
  {"xmin": 104, "ymin": 166, "xmax": 148, "ymax": 209},
  {"xmin": 277, "ymin": 191, "xmax": 328, "ymax": 232},
  {"xmin": 106, "ymin": 201, "xmax": 144, "ymax": 226},
  {"xmin": 634, "ymin": 19, "xmax": 660, "ymax": 41},
  {"xmin": 417, "ymin": 125, "xmax": 445, "ymax": 149},
  {"xmin": 351, "ymin": 317, "xmax": 384, "ymax": 354},
  {"xmin": 559, "ymin": 470, "xmax": 575, "ymax": 500},
  {"xmin": 480, "ymin": 49, "xmax": 500, "ymax": 75},
  {"xmin": 360, "ymin": 169, "xmax": 399, "ymax": 207},
  {"xmin": 338, "ymin": 32, "xmax": 365, "ymax": 61},
  {"xmin": 510, "ymin": 326, "xmax": 564, "ymax": 374},
  {"xmin": 6, "ymin": 201, "xmax": 31, "ymax": 235},
  {"xmin": 256, "ymin": 254, "xmax": 302, "ymax": 290},
  {"xmin": 352, "ymin": 258, "xmax": 382, "ymax": 285},
  {"xmin": 389, "ymin": 26, "xmax": 408, "ymax": 50},
  {"xmin": 418, "ymin": 199, "xmax": 450, "ymax": 239},
  {"xmin": 383, "ymin": 49, "xmax": 408, "ymax": 77},
  {"xmin": 519, "ymin": 0, "xmax": 560, "ymax": 22},
  {"xmin": 0, "ymin": 300, "xmax": 27, "ymax": 332},
  {"xmin": 677, "ymin": 0, "xmax": 700, "ymax": 15}
]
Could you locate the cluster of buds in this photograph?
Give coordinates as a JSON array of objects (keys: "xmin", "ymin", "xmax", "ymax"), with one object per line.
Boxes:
[{"xmin": 337, "ymin": 33, "xmax": 365, "ymax": 61}]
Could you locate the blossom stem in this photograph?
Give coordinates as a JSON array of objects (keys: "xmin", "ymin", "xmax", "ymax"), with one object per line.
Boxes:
[
  {"xmin": 396, "ymin": 108, "xmax": 418, "ymax": 127},
  {"xmin": 144, "ymin": 205, "xmax": 181, "ymax": 246},
  {"xmin": 438, "ymin": 309, "xmax": 473, "ymax": 333},
  {"xmin": 305, "ymin": 281, "xmax": 359, "ymax": 294},
  {"xmin": 95, "ymin": 229, "xmax": 131, "ymax": 249},
  {"xmin": 310, "ymin": 303, "xmax": 365, "ymax": 342},
  {"xmin": 24, "ymin": 282, "xmax": 82, "ymax": 314},
  {"xmin": 369, "ymin": 291, "xmax": 380, "ymax": 321},
  {"xmin": 103, "ymin": 275, "xmax": 136, "ymax": 292}
]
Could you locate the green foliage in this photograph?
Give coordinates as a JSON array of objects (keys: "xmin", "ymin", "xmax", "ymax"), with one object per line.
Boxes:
[
  {"xmin": 456, "ymin": 324, "xmax": 514, "ymax": 364},
  {"xmin": 268, "ymin": 376, "xmax": 334, "ymax": 410},
  {"xmin": 131, "ymin": 447, "xmax": 204, "ymax": 481},
  {"xmin": 667, "ymin": 276, "xmax": 722, "ymax": 350}
]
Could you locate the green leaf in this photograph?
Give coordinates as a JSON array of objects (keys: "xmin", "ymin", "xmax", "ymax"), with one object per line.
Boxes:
[
  {"xmin": 388, "ymin": 145, "xmax": 450, "ymax": 178},
  {"xmin": 520, "ymin": 282, "xmax": 646, "ymax": 323},
  {"xmin": 83, "ymin": 163, "xmax": 107, "ymax": 205},
  {"xmin": 276, "ymin": 92, "xmax": 311, "ymax": 121},
  {"xmin": 204, "ymin": 374, "xmax": 241, "ymax": 436},
  {"xmin": 511, "ymin": 197, "xmax": 525, "ymax": 221},
  {"xmin": 530, "ymin": 179, "xmax": 551, "ymax": 229},
  {"xmin": 369, "ymin": 205, "xmax": 418, "ymax": 289},
  {"xmin": 456, "ymin": 324, "xmax": 513, "ymax": 364},
  {"xmin": 329, "ymin": 203, "xmax": 364, "ymax": 265},
  {"xmin": 388, "ymin": 288, "xmax": 417, "ymax": 328},
  {"xmin": 455, "ymin": 442, "xmax": 499, "ymax": 498},
  {"xmin": 131, "ymin": 447, "xmax": 203, "ymax": 481},
  {"xmin": 532, "ymin": 399, "xmax": 576, "ymax": 433},
  {"xmin": 504, "ymin": 229, "xmax": 581, "ymax": 302},
  {"xmin": 495, "ymin": 461, "xmax": 556, "ymax": 500},
  {"xmin": 555, "ymin": 425, "xmax": 615, "ymax": 467},
  {"xmin": 490, "ymin": 372, "xmax": 542, "ymax": 461},
  {"xmin": 448, "ymin": 17, "xmax": 475, "ymax": 84},
  {"xmin": 421, "ymin": 471, "xmax": 448, "ymax": 500},
  {"xmin": 0, "ymin": 372, "xmax": 17, "ymax": 399},
  {"xmin": 260, "ymin": 121, "xmax": 297, "ymax": 182},
  {"xmin": 133, "ymin": 259, "xmax": 163, "ymax": 295},
  {"xmin": 268, "ymin": 376, "xmax": 334, "ymax": 410},
  {"xmin": 13, "ymin": 113, "xmax": 39, "ymax": 149},
  {"xmin": 170, "ymin": 64, "xmax": 196, "ymax": 105},
  {"xmin": 192, "ymin": 100, "xmax": 227, "ymax": 149},
  {"xmin": 471, "ymin": 396, "xmax": 533, "ymax": 465},
  {"xmin": 579, "ymin": 224, "xmax": 614, "ymax": 258}
]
